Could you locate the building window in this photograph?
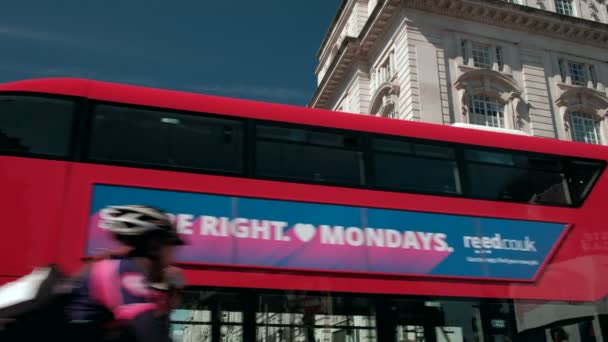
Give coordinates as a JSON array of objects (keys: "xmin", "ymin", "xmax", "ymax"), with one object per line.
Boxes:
[
  {"xmin": 461, "ymin": 40, "xmax": 469, "ymax": 65},
  {"xmin": 469, "ymin": 95, "xmax": 505, "ymax": 128},
  {"xmin": 387, "ymin": 106, "xmax": 398, "ymax": 119},
  {"xmin": 568, "ymin": 62, "xmax": 587, "ymax": 86},
  {"xmin": 461, "ymin": 40, "xmax": 505, "ymax": 72},
  {"xmin": 371, "ymin": 50, "xmax": 395, "ymax": 92},
  {"xmin": 569, "ymin": 111, "xmax": 602, "ymax": 144},
  {"xmin": 495, "ymin": 46, "xmax": 504, "ymax": 71},
  {"xmin": 471, "ymin": 43, "xmax": 492, "ymax": 69},
  {"xmin": 589, "ymin": 65, "xmax": 598, "ymax": 88},
  {"xmin": 559, "ymin": 61, "xmax": 567, "ymax": 83},
  {"xmin": 555, "ymin": 0, "xmax": 575, "ymax": 16},
  {"xmin": 381, "ymin": 103, "xmax": 398, "ymax": 119},
  {"xmin": 558, "ymin": 59, "xmax": 600, "ymax": 89}
]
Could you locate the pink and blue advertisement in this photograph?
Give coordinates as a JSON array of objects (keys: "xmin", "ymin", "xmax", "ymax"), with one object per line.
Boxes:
[{"xmin": 86, "ymin": 184, "xmax": 569, "ymax": 282}]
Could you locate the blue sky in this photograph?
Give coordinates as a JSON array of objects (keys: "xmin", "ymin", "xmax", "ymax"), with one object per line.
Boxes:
[{"xmin": 0, "ymin": 0, "xmax": 341, "ymax": 106}]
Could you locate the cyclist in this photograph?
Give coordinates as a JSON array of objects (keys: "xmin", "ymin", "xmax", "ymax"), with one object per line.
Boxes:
[
  {"xmin": 151, "ymin": 265, "xmax": 186, "ymax": 336},
  {"xmin": 63, "ymin": 204, "xmax": 185, "ymax": 342}
]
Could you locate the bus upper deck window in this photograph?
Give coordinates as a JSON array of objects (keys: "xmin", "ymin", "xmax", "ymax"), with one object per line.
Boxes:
[
  {"xmin": 0, "ymin": 95, "xmax": 75, "ymax": 157},
  {"xmin": 255, "ymin": 124, "xmax": 365, "ymax": 185},
  {"xmin": 566, "ymin": 159, "xmax": 605, "ymax": 206},
  {"xmin": 464, "ymin": 148, "xmax": 571, "ymax": 205},
  {"xmin": 88, "ymin": 103, "xmax": 244, "ymax": 174},
  {"xmin": 371, "ymin": 137, "xmax": 460, "ymax": 195}
]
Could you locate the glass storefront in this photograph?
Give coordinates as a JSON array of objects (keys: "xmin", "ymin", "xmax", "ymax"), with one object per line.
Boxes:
[{"xmin": 170, "ymin": 288, "xmax": 608, "ymax": 342}]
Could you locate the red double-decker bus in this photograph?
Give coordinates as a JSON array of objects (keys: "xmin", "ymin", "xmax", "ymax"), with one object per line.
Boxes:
[{"xmin": 1, "ymin": 78, "xmax": 607, "ymax": 342}]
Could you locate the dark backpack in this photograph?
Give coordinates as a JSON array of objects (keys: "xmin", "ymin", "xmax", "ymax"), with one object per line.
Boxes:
[{"xmin": 0, "ymin": 264, "xmax": 75, "ymax": 340}]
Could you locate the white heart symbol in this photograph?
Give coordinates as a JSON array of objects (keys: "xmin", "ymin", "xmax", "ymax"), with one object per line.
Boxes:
[{"xmin": 294, "ymin": 224, "xmax": 316, "ymax": 242}]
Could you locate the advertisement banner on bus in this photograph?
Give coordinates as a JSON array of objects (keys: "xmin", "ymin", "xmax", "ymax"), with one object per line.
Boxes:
[{"xmin": 86, "ymin": 184, "xmax": 569, "ymax": 282}]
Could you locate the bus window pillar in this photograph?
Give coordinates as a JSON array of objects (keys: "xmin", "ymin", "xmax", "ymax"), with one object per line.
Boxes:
[{"xmin": 376, "ymin": 298, "xmax": 397, "ymax": 342}]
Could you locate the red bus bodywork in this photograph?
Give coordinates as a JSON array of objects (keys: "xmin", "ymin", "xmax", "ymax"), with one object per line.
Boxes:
[{"xmin": 1, "ymin": 78, "xmax": 607, "ymax": 303}]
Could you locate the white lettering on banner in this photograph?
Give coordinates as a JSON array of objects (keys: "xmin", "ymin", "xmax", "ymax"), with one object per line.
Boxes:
[
  {"xmin": 403, "ymin": 231, "xmax": 421, "ymax": 249},
  {"xmin": 365, "ymin": 228, "xmax": 384, "ymax": 247},
  {"xmin": 97, "ymin": 209, "xmax": 458, "ymax": 251},
  {"xmin": 201, "ymin": 216, "xmax": 219, "ymax": 236},
  {"xmin": 272, "ymin": 221, "xmax": 290, "ymax": 241},
  {"xmin": 251, "ymin": 220, "xmax": 271, "ymax": 240},
  {"xmin": 319, "ymin": 225, "xmax": 453, "ymax": 252},
  {"xmin": 231, "ymin": 218, "xmax": 249, "ymax": 238},
  {"xmin": 320, "ymin": 225, "xmax": 344, "ymax": 245},
  {"xmin": 218, "ymin": 217, "xmax": 229, "ymax": 236},
  {"xmin": 386, "ymin": 230, "xmax": 401, "ymax": 248},
  {"xmin": 418, "ymin": 232, "xmax": 434, "ymax": 250},
  {"xmin": 345, "ymin": 227, "xmax": 364, "ymax": 246},
  {"xmin": 466, "ymin": 257, "xmax": 539, "ymax": 266},
  {"xmin": 463, "ymin": 234, "xmax": 537, "ymax": 252},
  {"xmin": 176, "ymin": 214, "xmax": 194, "ymax": 235},
  {"xmin": 294, "ymin": 224, "xmax": 316, "ymax": 242}
]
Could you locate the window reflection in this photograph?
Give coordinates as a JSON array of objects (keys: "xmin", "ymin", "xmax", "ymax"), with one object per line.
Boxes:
[
  {"xmin": 172, "ymin": 291, "xmax": 244, "ymax": 342},
  {"xmin": 179, "ymin": 323, "xmax": 212, "ymax": 342},
  {"xmin": 223, "ymin": 325, "xmax": 244, "ymax": 342},
  {"xmin": 170, "ymin": 290, "xmax": 608, "ymax": 342},
  {"xmin": 256, "ymin": 293, "xmax": 375, "ymax": 342}
]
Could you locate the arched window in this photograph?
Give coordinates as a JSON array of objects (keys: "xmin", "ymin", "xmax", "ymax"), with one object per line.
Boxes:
[
  {"xmin": 454, "ymin": 68, "xmax": 526, "ymax": 132},
  {"xmin": 379, "ymin": 102, "xmax": 397, "ymax": 119},
  {"xmin": 569, "ymin": 111, "xmax": 602, "ymax": 144},
  {"xmin": 556, "ymin": 86, "xmax": 608, "ymax": 145},
  {"xmin": 369, "ymin": 80, "xmax": 399, "ymax": 118},
  {"xmin": 468, "ymin": 95, "xmax": 505, "ymax": 128}
]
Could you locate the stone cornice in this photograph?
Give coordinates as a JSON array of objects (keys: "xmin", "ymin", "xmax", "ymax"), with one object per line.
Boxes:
[
  {"xmin": 310, "ymin": 0, "xmax": 397, "ymax": 108},
  {"xmin": 317, "ymin": 0, "xmax": 359, "ymax": 73},
  {"xmin": 404, "ymin": 0, "xmax": 608, "ymax": 47},
  {"xmin": 309, "ymin": 0, "xmax": 608, "ymax": 109},
  {"xmin": 317, "ymin": 0, "xmax": 349, "ymax": 59},
  {"xmin": 309, "ymin": 37, "xmax": 359, "ymax": 109}
]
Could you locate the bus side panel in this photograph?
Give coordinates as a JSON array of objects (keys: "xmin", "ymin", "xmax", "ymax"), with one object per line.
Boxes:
[
  {"xmin": 52, "ymin": 162, "xmax": 608, "ymax": 302},
  {"xmin": 0, "ymin": 157, "xmax": 70, "ymax": 278},
  {"xmin": 55, "ymin": 163, "xmax": 96, "ymax": 274}
]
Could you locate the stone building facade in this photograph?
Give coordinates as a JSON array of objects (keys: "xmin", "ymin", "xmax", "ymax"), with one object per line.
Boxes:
[{"xmin": 309, "ymin": 0, "xmax": 608, "ymax": 144}]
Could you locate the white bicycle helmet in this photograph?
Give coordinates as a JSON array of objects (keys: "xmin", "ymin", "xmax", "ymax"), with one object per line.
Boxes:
[{"xmin": 100, "ymin": 205, "xmax": 184, "ymax": 246}]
